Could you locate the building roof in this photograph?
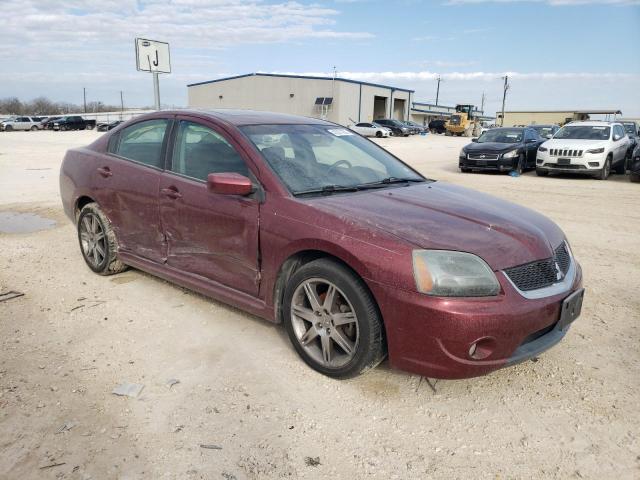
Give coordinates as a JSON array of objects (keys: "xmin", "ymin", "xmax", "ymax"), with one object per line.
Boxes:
[
  {"xmin": 412, "ymin": 101, "xmax": 482, "ymax": 112},
  {"xmin": 177, "ymin": 108, "xmax": 334, "ymax": 126},
  {"xmin": 187, "ymin": 72, "xmax": 415, "ymax": 93}
]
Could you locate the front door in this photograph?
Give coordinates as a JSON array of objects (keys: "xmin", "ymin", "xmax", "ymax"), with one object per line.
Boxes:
[{"xmin": 159, "ymin": 118, "xmax": 260, "ymax": 296}]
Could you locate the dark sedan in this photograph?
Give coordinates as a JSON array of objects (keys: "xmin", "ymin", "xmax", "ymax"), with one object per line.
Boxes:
[
  {"xmin": 374, "ymin": 119, "xmax": 410, "ymax": 137},
  {"xmin": 97, "ymin": 120, "xmax": 123, "ymax": 132},
  {"xmin": 459, "ymin": 127, "xmax": 545, "ymax": 174},
  {"xmin": 60, "ymin": 110, "xmax": 583, "ymax": 380}
]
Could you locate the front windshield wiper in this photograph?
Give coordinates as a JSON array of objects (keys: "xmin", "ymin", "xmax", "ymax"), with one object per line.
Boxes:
[
  {"xmin": 356, "ymin": 177, "xmax": 426, "ymax": 190},
  {"xmin": 294, "ymin": 184, "xmax": 361, "ymax": 196}
]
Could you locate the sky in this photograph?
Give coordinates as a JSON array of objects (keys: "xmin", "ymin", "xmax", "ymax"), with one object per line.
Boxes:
[{"xmin": 1, "ymin": 0, "xmax": 639, "ymax": 117}]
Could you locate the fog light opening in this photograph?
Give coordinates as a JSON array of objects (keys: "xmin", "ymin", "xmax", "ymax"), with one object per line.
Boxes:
[
  {"xmin": 468, "ymin": 338, "xmax": 495, "ymax": 360},
  {"xmin": 588, "ymin": 162, "xmax": 599, "ymax": 167}
]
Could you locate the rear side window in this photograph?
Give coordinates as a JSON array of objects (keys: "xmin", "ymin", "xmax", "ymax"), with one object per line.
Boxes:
[
  {"xmin": 170, "ymin": 121, "xmax": 248, "ymax": 181},
  {"xmin": 115, "ymin": 119, "xmax": 169, "ymax": 168}
]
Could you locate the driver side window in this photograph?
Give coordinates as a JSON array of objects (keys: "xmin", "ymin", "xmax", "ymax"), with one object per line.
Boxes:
[{"xmin": 171, "ymin": 121, "xmax": 249, "ymax": 181}]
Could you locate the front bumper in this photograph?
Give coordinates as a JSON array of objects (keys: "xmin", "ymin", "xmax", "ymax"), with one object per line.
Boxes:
[
  {"xmin": 368, "ymin": 261, "xmax": 583, "ymax": 379},
  {"xmin": 459, "ymin": 155, "xmax": 515, "ymax": 171},
  {"xmin": 536, "ymin": 151, "xmax": 605, "ymax": 173}
]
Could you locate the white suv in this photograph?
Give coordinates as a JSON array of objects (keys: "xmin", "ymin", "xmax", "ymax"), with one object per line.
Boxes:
[
  {"xmin": 535, "ymin": 121, "xmax": 630, "ymax": 180},
  {"xmin": 0, "ymin": 116, "xmax": 40, "ymax": 132}
]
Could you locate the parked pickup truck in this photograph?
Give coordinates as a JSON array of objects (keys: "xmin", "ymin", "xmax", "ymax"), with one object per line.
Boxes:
[{"xmin": 52, "ymin": 116, "xmax": 96, "ymax": 131}]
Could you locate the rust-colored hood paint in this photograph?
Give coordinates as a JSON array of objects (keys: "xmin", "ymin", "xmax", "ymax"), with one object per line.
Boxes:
[{"xmin": 306, "ymin": 182, "xmax": 564, "ymax": 271}]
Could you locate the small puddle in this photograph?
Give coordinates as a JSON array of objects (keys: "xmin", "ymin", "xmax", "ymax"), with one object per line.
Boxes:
[{"xmin": 0, "ymin": 211, "xmax": 56, "ymax": 234}]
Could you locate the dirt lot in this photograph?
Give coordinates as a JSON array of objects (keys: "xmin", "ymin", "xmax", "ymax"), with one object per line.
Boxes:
[{"xmin": 1, "ymin": 130, "xmax": 638, "ymax": 480}]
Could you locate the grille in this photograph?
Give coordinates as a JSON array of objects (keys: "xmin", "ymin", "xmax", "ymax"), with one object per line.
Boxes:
[
  {"xmin": 504, "ymin": 243, "xmax": 571, "ymax": 292},
  {"xmin": 546, "ymin": 163, "xmax": 587, "ymax": 170},
  {"xmin": 550, "ymin": 148, "xmax": 583, "ymax": 157},
  {"xmin": 468, "ymin": 153, "xmax": 499, "ymax": 160}
]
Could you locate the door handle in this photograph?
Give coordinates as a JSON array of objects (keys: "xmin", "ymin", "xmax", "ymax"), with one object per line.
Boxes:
[
  {"xmin": 161, "ymin": 187, "xmax": 182, "ymax": 199},
  {"xmin": 97, "ymin": 166, "xmax": 112, "ymax": 178}
]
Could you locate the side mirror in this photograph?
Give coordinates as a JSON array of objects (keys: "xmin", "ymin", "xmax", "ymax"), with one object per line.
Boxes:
[
  {"xmin": 207, "ymin": 173, "xmax": 253, "ymax": 196},
  {"xmin": 471, "ymin": 137, "xmax": 478, "ymax": 142},
  {"xmin": 546, "ymin": 134, "xmax": 553, "ymax": 139},
  {"xmin": 613, "ymin": 134, "xmax": 621, "ymax": 141}
]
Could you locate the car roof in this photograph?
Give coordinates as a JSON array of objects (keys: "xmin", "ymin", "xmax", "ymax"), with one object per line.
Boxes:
[
  {"xmin": 565, "ymin": 121, "xmax": 618, "ymax": 127},
  {"xmin": 169, "ymin": 109, "xmax": 334, "ymax": 127},
  {"xmin": 528, "ymin": 124, "xmax": 558, "ymax": 127}
]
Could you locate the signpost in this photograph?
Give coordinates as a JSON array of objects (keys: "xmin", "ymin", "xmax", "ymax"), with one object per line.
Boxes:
[{"xmin": 135, "ymin": 38, "xmax": 171, "ymax": 110}]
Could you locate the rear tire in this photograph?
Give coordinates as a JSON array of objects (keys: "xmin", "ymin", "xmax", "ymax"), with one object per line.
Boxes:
[
  {"xmin": 630, "ymin": 173, "xmax": 640, "ymax": 183},
  {"xmin": 30, "ymin": 125, "xmax": 37, "ymax": 131},
  {"xmin": 283, "ymin": 258, "xmax": 386, "ymax": 379},
  {"xmin": 596, "ymin": 156, "xmax": 611, "ymax": 180},
  {"xmin": 77, "ymin": 203, "xmax": 127, "ymax": 275},
  {"xmin": 5, "ymin": 125, "xmax": 12, "ymax": 132},
  {"xmin": 375, "ymin": 131, "xmax": 382, "ymax": 138}
]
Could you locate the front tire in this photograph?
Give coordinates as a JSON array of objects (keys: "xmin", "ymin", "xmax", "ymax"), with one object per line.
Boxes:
[
  {"xmin": 596, "ymin": 156, "xmax": 611, "ymax": 180},
  {"xmin": 283, "ymin": 259, "xmax": 386, "ymax": 379},
  {"xmin": 513, "ymin": 155, "xmax": 524, "ymax": 175},
  {"xmin": 77, "ymin": 203, "xmax": 127, "ymax": 275}
]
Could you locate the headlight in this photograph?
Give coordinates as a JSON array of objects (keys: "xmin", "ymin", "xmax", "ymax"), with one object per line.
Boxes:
[
  {"xmin": 412, "ymin": 250, "xmax": 500, "ymax": 297},
  {"xmin": 503, "ymin": 149, "xmax": 519, "ymax": 158},
  {"xmin": 587, "ymin": 147, "xmax": 604, "ymax": 154},
  {"xmin": 459, "ymin": 148, "xmax": 467, "ymax": 157},
  {"xmin": 538, "ymin": 146, "xmax": 547, "ymax": 152}
]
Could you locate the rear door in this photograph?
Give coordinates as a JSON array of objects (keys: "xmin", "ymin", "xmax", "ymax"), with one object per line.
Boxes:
[
  {"xmin": 96, "ymin": 118, "xmax": 171, "ymax": 263},
  {"xmin": 158, "ymin": 117, "xmax": 260, "ymax": 296},
  {"xmin": 15, "ymin": 117, "xmax": 30, "ymax": 130}
]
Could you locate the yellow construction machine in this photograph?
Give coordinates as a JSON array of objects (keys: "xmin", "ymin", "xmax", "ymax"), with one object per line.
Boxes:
[{"xmin": 445, "ymin": 104, "xmax": 481, "ymax": 137}]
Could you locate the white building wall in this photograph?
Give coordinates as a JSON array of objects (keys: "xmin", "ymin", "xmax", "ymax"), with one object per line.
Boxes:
[{"xmin": 187, "ymin": 75, "xmax": 414, "ymax": 126}]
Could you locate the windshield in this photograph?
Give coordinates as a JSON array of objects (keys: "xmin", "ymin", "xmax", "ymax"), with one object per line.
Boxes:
[
  {"xmin": 554, "ymin": 125, "xmax": 610, "ymax": 140},
  {"xmin": 622, "ymin": 123, "xmax": 636, "ymax": 135},
  {"xmin": 477, "ymin": 129, "xmax": 522, "ymax": 143},
  {"xmin": 241, "ymin": 124, "xmax": 425, "ymax": 195}
]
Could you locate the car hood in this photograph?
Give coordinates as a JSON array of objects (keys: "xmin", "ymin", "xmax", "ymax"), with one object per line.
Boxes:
[
  {"xmin": 464, "ymin": 142, "xmax": 520, "ymax": 153},
  {"xmin": 543, "ymin": 138, "xmax": 606, "ymax": 149},
  {"xmin": 308, "ymin": 182, "xmax": 564, "ymax": 271}
]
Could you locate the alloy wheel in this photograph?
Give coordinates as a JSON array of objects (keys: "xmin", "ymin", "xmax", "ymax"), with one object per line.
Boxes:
[
  {"xmin": 290, "ymin": 278, "xmax": 359, "ymax": 368},
  {"xmin": 79, "ymin": 213, "xmax": 107, "ymax": 268}
]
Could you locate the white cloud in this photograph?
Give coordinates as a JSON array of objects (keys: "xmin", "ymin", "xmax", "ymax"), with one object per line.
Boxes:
[{"xmin": 447, "ymin": 0, "xmax": 640, "ymax": 5}]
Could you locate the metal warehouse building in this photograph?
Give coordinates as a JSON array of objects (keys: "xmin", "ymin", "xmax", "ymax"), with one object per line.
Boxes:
[
  {"xmin": 187, "ymin": 73, "xmax": 414, "ymax": 126},
  {"xmin": 497, "ymin": 109, "xmax": 622, "ymax": 127}
]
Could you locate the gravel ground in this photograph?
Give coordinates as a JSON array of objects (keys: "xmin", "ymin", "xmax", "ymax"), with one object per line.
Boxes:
[{"xmin": 0, "ymin": 130, "xmax": 638, "ymax": 479}]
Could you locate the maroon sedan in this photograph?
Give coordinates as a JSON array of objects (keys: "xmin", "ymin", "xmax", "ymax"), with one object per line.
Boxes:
[{"xmin": 60, "ymin": 110, "xmax": 584, "ymax": 379}]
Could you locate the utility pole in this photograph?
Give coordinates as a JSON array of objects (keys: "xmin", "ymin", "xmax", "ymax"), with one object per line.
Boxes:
[
  {"xmin": 120, "ymin": 91, "xmax": 124, "ymax": 112},
  {"xmin": 435, "ymin": 76, "xmax": 441, "ymax": 106},
  {"xmin": 83, "ymin": 87, "xmax": 87, "ymax": 113},
  {"xmin": 480, "ymin": 92, "xmax": 486, "ymax": 114},
  {"xmin": 500, "ymin": 75, "xmax": 509, "ymax": 126}
]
